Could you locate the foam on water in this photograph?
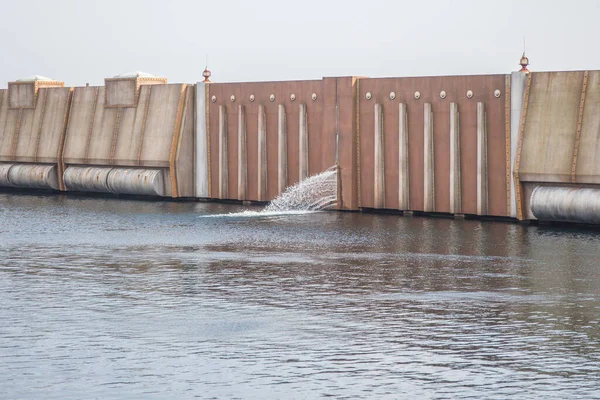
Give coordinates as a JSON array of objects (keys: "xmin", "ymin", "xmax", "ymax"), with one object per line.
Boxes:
[{"xmin": 201, "ymin": 210, "xmax": 317, "ymax": 218}]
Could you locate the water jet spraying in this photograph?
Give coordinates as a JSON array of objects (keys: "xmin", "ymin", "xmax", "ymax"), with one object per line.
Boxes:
[{"xmin": 265, "ymin": 165, "xmax": 339, "ymax": 212}]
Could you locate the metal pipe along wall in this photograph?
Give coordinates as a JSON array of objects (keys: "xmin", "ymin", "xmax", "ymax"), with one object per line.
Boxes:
[
  {"xmin": 531, "ymin": 186, "xmax": 600, "ymax": 224},
  {"xmin": 0, "ymin": 163, "xmax": 59, "ymax": 190}
]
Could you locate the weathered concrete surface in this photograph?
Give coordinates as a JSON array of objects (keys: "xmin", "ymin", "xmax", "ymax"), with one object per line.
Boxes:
[
  {"xmin": 574, "ymin": 71, "xmax": 600, "ymax": 183},
  {"xmin": 60, "ymin": 79, "xmax": 194, "ymax": 197},
  {"xmin": 519, "ymin": 72, "xmax": 584, "ymax": 183},
  {"xmin": 530, "ymin": 186, "xmax": 600, "ymax": 224},
  {"xmin": 0, "ymin": 87, "xmax": 70, "ymax": 164},
  {"xmin": 510, "ymin": 71, "xmax": 527, "ymax": 218},
  {"xmin": 195, "ymin": 82, "xmax": 209, "ymax": 198},
  {"xmin": 173, "ymin": 85, "xmax": 195, "ymax": 198}
]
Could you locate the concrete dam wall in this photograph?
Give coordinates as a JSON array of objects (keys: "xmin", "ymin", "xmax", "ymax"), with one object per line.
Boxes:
[
  {"xmin": 0, "ymin": 73, "xmax": 194, "ymax": 197},
  {"xmin": 3, "ymin": 66, "xmax": 600, "ymax": 224}
]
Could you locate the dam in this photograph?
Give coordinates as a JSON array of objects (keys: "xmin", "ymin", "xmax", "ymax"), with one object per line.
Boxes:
[{"xmin": 2, "ymin": 56, "xmax": 600, "ymax": 225}]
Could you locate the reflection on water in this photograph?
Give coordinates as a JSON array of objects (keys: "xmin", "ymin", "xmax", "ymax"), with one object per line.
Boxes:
[{"xmin": 1, "ymin": 193, "xmax": 599, "ymax": 399}]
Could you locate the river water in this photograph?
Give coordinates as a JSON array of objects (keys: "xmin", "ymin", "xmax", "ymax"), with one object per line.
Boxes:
[{"xmin": 1, "ymin": 193, "xmax": 599, "ymax": 399}]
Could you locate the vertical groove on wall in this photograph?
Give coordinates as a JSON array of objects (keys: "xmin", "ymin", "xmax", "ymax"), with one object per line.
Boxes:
[
  {"xmin": 84, "ymin": 87, "xmax": 100, "ymax": 164},
  {"xmin": 450, "ymin": 102, "xmax": 461, "ymax": 214},
  {"xmin": 278, "ymin": 104, "xmax": 287, "ymax": 194},
  {"xmin": 374, "ymin": 103, "xmax": 385, "ymax": 209},
  {"xmin": 237, "ymin": 105, "xmax": 247, "ymax": 201},
  {"xmin": 11, "ymin": 109, "xmax": 23, "ymax": 161},
  {"xmin": 515, "ymin": 73, "xmax": 532, "ymax": 220},
  {"xmin": 169, "ymin": 84, "xmax": 187, "ymax": 198},
  {"xmin": 218, "ymin": 105, "xmax": 228, "ymax": 199},
  {"xmin": 399, "ymin": 103, "xmax": 410, "ymax": 210},
  {"xmin": 356, "ymin": 79, "xmax": 361, "ymax": 208},
  {"xmin": 257, "ymin": 104, "xmax": 267, "ymax": 201},
  {"xmin": 34, "ymin": 89, "xmax": 49, "ymax": 162},
  {"xmin": 57, "ymin": 88, "xmax": 74, "ymax": 191},
  {"xmin": 136, "ymin": 86, "xmax": 152, "ymax": 166},
  {"xmin": 109, "ymin": 108, "xmax": 122, "ymax": 165},
  {"xmin": 477, "ymin": 102, "xmax": 488, "ymax": 215},
  {"xmin": 571, "ymin": 71, "xmax": 588, "ymax": 183},
  {"xmin": 206, "ymin": 84, "xmax": 211, "ymax": 197},
  {"xmin": 423, "ymin": 103, "xmax": 435, "ymax": 212},
  {"xmin": 299, "ymin": 103, "xmax": 309, "ymax": 181}
]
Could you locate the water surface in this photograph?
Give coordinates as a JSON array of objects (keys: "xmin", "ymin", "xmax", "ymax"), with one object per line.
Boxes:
[{"xmin": 1, "ymin": 193, "xmax": 599, "ymax": 399}]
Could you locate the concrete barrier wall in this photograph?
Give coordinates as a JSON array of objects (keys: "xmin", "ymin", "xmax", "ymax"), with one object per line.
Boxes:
[
  {"xmin": 573, "ymin": 70, "xmax": 600, "ymax": 183},
  {"xmin": 202, "ymin": 78, "xmax": 358, "ymax": 209},
  {"xmin": 0, "ymin": 86, "xmax": 71, "ymax": 165},
  {"xmin": 357, "ymin": 75, "xmax": 509, "ymax": 216},
  {"xmin": 516, "ymin": 70, "xmax": 600, "ymax": 220},
  {"xmin": 61, "ymin": 80, "xmax": 194, "ymax": 197},
  {"xmin": 0, "ymin": 76, "xmax": 194, "ymax": 197},
  {"xmin": 519, "ymin": 72, "xmax": 584, "ymax": 183},
  {"xmin": 6, "ymin": 68, "xmax": 600, "ymax": 223}
]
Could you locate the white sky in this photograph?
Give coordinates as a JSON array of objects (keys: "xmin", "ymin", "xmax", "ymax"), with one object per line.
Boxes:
[{"xmin": 1, "ymin": 0, "xmax": 599, "ymax": 86}]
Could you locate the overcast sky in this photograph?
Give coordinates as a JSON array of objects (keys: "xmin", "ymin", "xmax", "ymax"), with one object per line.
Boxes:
[{"xmin": 1, "ymin": 0, "xmax": 599, "ymax": 86}]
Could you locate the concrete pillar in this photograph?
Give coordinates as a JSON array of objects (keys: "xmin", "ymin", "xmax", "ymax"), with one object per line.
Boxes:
[
  {"xmin": 398, "ymin": 103, "xmax": 409, "ymax": 210},
  {"xmin": 423, "ymin": 103, "xmax": 435, "ymax": 212},
  {"xmin": 278, "ymin": 104, "xmax": 287, "ymax": 194},
  {"xmin": 477, "ymin": 102, "xmax": 488, "ymax": 215},
  {"xmin": 195, "ymin": 83, "xmax": 209, "ymax": 198},
  {"xmin": 237, "ymin": 105, "xmax": 247, "ymax": 201},
  {"xmin": 450, "ymin": 102, "xmax": 461, "ymax": 214},
  {"xmin": 218, "ymin": 105, "xmax": 228, "ymax": 199},
  {"xmin": 257, "ymin": 105, "xmax": 267, "ymax": 201},
  {"xmin": 299, "ymin": 104, "xmax": 309, "ymax": 181},
  {"xmin": 374, "ymin": 103, "xmax": 385, "ymax": 209},
  {"xmin": 510, "ymin": 72, "xmax": 528, "ymax": 218}
]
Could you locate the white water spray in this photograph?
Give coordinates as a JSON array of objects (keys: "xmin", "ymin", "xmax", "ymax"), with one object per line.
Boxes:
[
  {"xmin": 265, "ymin": 165, "xmax": 338, "ymax": 212},
  {"xmin": 202, "ymin": 166, "xmax": 338, "ymax": 218}
]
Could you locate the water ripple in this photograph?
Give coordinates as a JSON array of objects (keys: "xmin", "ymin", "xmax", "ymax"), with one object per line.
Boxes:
[{"xmin": 1, "ymin": 193, "xmax": 599, "ymax": 399}]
